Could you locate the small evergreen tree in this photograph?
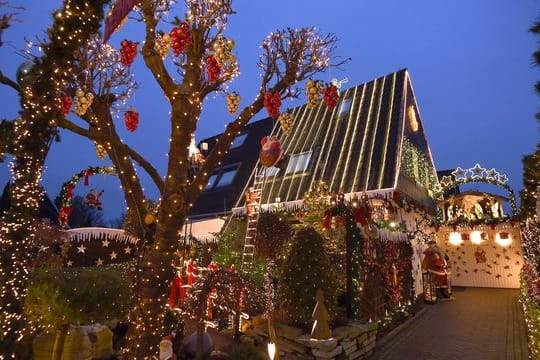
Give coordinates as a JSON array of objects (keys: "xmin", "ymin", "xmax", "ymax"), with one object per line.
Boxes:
[{"xmin": 278, "ymin": 227, "xmax": 337, "ymax": 328}]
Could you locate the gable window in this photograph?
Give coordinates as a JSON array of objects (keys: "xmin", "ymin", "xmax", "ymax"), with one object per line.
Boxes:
[
  {"xmin": 338, "ymin": 98, "xmax": 352, "ymax": 116},
  {"xmin": 205, "ymin": 164, "xmax": 240, "ymax": 190},
  {"xmin": 285, "ymin": 151, "xmax": 312, "ymax": 175},
  {"xmin": 230, "ymin": 133, "xmax": 248, "ymax": 149}
]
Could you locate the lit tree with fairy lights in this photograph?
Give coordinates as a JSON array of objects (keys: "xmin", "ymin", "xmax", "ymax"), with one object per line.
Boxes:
[{"xmin": 0, "ymin": 0, "xmax": 346, "ymax": 357}]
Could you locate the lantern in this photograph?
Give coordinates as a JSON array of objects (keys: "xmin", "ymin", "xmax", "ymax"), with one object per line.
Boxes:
[{"xmin": 422, "ymin": 272, "xmax": 437, "ymax": 304}]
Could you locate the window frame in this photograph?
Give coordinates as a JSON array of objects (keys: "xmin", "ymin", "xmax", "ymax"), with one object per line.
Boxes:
[
  {"xmin": 204, "ymin": 163, "xmax": 241, "ymax": 190},
  {"xmin": 230, "ymin": 133, "xmax": 248, "ymax": 149}
]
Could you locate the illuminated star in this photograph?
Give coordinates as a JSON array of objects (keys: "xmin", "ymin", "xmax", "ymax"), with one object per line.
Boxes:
[
  {"xmin": 452, "ymin": 166, "xmax": 467, "ymax": 181},
  {"xmin": 124, "ymin": 246, "xmax": 132, "ymax": 254},
  {"xmin": 440, "ymin": 176, "xmax": 453, "ymax": 188},
  {"xmin": 497, "ymin": 173, "xmax": 508, "ymax": 184},
  {"xmin": 485, "ymin": 168, "xmax": 498, "ymax": 180},
  {"xmin": 109, "ymin": 251, "xmax": 118, "ymax": 260},
  {"xmin": 77, "ymin": 244, "xmax": 86, "ymax": 253},
  {"xmin": 469, "ymin": 164, "xmax": 485, "ymax": 179},
  {"xmin": 67, "ymin": 260, "xmax": 73, "ymax": 267},
  {"xmin": 102, "ymin": 239, "xmax": 110, "ymax": 248},
  {"xmin": 96, "ymin": 258, "xmax": 104, "ymax": 266}
]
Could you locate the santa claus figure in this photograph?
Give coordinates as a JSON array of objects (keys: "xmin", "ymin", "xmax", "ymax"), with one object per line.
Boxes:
[
  {"xmin": 186, "ymin": 259, "xmax": 198, "ymax": 287},
  {"xmin": 85, "ymin": 189, "xmax": 104, "ymax": 210},
  {"xmin": 158, "ymin": 334, "xmax": 177, "ymax": 360},
  {"xmin": 168, "ymin": 261, "xmax": 184, "ymax": 308},
  {"xmin": 259, "ymin": 135, "xmax": 288, "ymax": 169},
  {"xmin": 422, "ymin": 240, "xmax": 452, "ymax": 299}
]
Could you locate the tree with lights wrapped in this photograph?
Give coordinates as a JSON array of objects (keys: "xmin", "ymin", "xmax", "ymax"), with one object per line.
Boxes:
[
  {"xmin": 0, "ymin": 0, "xmax": 346, "ymax": 357},
  {"xmin": 278, "ymin": 227, "xmax": 337, "ymax": 328}
]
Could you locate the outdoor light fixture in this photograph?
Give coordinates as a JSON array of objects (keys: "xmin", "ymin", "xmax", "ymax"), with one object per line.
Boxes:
[
  {"xmin": 200, "ymin": 142, "xmax": 208, "ymax": 152},
  {"xmin": 268, "ymin": 342, "xmax": 276, "ymax": 360},
  {"xmin": 495, "ymin": 232, "xmax": 512, "ymax": 247},
  {"xmin": 470, "ymin": 230, "xmax": 483, "ymax": 244},
  {"xmin": 449, "ymin": 232, "xmax": 463, "ymax": 246}
]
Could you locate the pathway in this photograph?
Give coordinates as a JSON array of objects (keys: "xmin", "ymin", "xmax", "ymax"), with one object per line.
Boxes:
[{"xmin": 369, "ymin": 287, "xmax": 529, "ymax": 360}]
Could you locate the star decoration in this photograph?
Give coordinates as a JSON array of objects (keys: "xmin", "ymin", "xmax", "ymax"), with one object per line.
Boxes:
[
  {"xmin": 452, "ymin": 166, "xmax": 467, "ymax": 181},
  {"xmin": 109, "ymin": 251, "xmax": 118, "ymax": 260},
  {"xmin": 124, "ymin": 246, "xmax": 132, "ymax": 254},
  {"xmin": 469, "ymin": 164, "xmax": 485, "ymax": 179},
  {"xmin": 102, "ymin": 239, "xmax": 110, "ymax": 248},
  {"xmin": 497, "ymin": 173, "xmax": 508, "ymax": 184},
  {"xmin": 440, "ymin": 176, "xmax": 454, "ymax": 188},
  {"xmin": 96, "ymin": 258, "xmax": 104, "ymax": 266},
  {"xmin": 67, "ymin": 260, "xmax": 73, "ymax": 267},
  {"xmin": 77, "ymin": 244, "xmax": 86, "ymax": 253},
  {"xmin": 485, "ymin": 168, "xmax": 498, "ymax": 180}
]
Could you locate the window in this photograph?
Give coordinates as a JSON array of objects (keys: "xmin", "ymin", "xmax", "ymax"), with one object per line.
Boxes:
[
  {"xmin": 205, "ymin": 164, "xmax": 240, "ymax": 190},
  {"xmin": 338, "ymin": 98, "xmax": 352, "ymax": 116},
  {"xmin": 205, "ymin": 173, "xmax": 218, "ymax": 190},
  {"xmin": 215, "ymin": 168, "xmax": 237, "ymax": 187},
  {"xmin": 285, "ymin": 151, "xmax": 312, "ymax": 175},
  {"xmin": 230, "ymin": 133, "xmax": 248, "ymax": 149}
]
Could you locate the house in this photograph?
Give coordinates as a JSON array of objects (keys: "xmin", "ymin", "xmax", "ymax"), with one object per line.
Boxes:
[
  {"xmin": 191, "ymin": 69, "xmax": 441, "ymax": 295},
  {"xmin": 0, "ymin": 182, "xmax": 59, "ymax": 225}
]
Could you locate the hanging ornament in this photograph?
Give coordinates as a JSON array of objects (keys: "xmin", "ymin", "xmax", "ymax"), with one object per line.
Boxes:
[
  {"xmin": 120, "ymin": 39, "xmax": 138, "ymax": 66},
  {"xmin": 205, "ymin": 55, "xmax": 221, "ymax": 83},
  {"xmin": 85, "ymin": 189, "xmax": 104, "ymax": 210},
  {"xmin": 263, "ymin": 91, "xmax": 281, "ymax": 119},
  {"xmin": 124, "ymin": 108, "xmax": 139, "ymax": 132},
  {"xmin": 73, "ymin": 89, "xmax": 94, "ymax": 116},
  {"xmin": 94, "ymin": 142, "xmax": 107, "ymax": 160},
  {"xmin": 212, "ymin": 35, "xmax": 236, "ymax": 66},
  {"xmin": 278, "ymin": 110, "xmax": 294, "ymax": 135},
  {"xmin": 155, "ymin": 31, "xmax": 171, "ymax": 59},
  {"xmin": 226, "ymin": 92, "xmax": 241, "ymax": 114},
  {"xmin": 61, "ymin": 95, "xmax": 72, "ymax": 116},
  {"xmin": 306, "ymin": 79, "xmax": 324, "ymax": 109},
  {"xmin": 170, "ymin": 21, "xmax": 192, "ymax": 56},
  {"xmin": 323, "ymin": 83, "xmax": 339, "ymax": 110}
]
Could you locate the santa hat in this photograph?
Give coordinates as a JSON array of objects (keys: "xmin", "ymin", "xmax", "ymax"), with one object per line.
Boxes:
[{"xmin": 159, "ymin": 335, "xmax": 176, "ymax": 360}]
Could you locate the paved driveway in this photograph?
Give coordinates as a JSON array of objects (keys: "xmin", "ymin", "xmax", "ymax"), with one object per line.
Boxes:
[{"xmin": 369, "ymin": 287, "xmax": 529, "ymax": 360}]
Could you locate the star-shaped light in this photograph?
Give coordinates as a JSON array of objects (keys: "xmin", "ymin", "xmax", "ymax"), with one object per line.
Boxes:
[
  {"xmin": 67, "ymin": 260, "xmax": 73, "ymax": 267},
  {"xmin": 96, "ymin": 258, "xmax": 104, "ymax": 266},
  {"xmin": 452, "ymin": 166, "xmax": 467, "ymax": 181},
  {"xmin": 124, "ymin": 246, "xmax": 132, "ymax": 254},
  {"xmin": 440, "ymin": 176, "xmax": 454, "ymax": 188},
  {"xmin": 102, "ymin": 239, "xmax": 110, "ymax": 248},
  {"xmin": 77, "ymin": 244, "xmax": 86, "ymax": 253},
  {"xmin": 469, "ymin": 164, "xmax": 485, "ymax": 179},
  {"xmin": 497, "ymin": 173, "xmax": 509, "ymax": 184},
  {"xmin": 109, "ymin": 251, "xmax": 118, "ymax": 260},
  {"xmin": 485, "ymin": 168, "xmax": 498, "ymax": 180}
]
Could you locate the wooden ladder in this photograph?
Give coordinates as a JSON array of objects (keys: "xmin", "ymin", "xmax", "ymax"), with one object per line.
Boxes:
[{"xmin": 241, "ymin": 169, "xmax": 265, "ymax": 270}]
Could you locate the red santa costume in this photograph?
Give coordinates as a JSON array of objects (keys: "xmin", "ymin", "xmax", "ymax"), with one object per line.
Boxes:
[
  {"xmin": 168, "ymin": 261, "xmax": 184, "ymax": 307},
  {"xmin": 187, "ymin": 260, "xmax": 198, "ymax": 287}
]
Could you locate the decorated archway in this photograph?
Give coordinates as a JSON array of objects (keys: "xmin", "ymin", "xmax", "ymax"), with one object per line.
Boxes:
[
  {"xmin": 436, "ymin": 163, "xmax": 518, "ymax": 217},
  {"xmin": 57, "ymin": 166, "xmax": 117, "ymax": 226}
]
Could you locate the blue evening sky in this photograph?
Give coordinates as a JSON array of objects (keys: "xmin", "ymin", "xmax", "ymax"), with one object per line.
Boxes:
[{"xmin": 0, "ymin": 0, "xmax": 538, "ymax": 221}]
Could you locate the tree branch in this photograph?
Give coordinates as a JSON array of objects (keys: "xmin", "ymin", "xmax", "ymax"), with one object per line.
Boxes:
[{"xmin": 0, "ymin": 70, "xmax": 19, "ymax": 92}]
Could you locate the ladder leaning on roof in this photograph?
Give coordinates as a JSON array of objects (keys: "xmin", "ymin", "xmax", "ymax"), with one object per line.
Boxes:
[{"xmin": 241, "ymin": 168, "xmax": 266, "ymax": 270}]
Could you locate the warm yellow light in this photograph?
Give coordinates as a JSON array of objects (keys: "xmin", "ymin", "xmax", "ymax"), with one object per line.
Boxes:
[
  {"xmin": 407, "ymin": 105, "xmax": 419, "ymax": 132},
  {"xmin": 268, "ymin": 342, "xmax": 276, "ymax": 360},
  {"xmin": 495, "ymin": 232, "xmax": 512, "ymax": 247},
  {"xmin": 449, "ymin": 232, "xmax": 463, "ymax": 246},
  {"xmin": 470, "ymin": 231, "xmax": 483, "ymax": 244}
]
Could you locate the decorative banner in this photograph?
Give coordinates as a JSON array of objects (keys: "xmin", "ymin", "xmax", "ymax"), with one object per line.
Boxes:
[{"xmin": 103, "ymin": 0, "xmax": 142, "ymax": 43}]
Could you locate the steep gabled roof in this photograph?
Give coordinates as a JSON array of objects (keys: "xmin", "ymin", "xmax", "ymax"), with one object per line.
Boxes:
[
  {"xmin": 254, "ymin": 69, "xmax": 438, "ymax": 205},
  {"xmin": 0, "ymin": 182, "xmax": 60, "ymax": 224}
]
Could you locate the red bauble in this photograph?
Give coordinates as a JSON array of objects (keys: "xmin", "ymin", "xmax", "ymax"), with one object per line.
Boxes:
[
  {"xmin": 124, "ymin": 110, "xmax": 139, "ymax": 132},
  {"xmin": 61, "ymin": 95, "xmax": 72, "ymax": 116},
  {"xmin": 120, "ymin": 40, "xmax": 138, "ymax": 66},
  {"xmin": 170, "ymin": 22, "xmax": 192, "ymax": 56},
  {"xmin": 323, "ymin": 84, "xmax": 339, "ymax": 110},
  {"xmin": 263, "ymin": 91, "xmax": 281, "ymax": 119},
  {"xmin": 205, "ymin": 55, "xmax": 221, "ymax": 83}
]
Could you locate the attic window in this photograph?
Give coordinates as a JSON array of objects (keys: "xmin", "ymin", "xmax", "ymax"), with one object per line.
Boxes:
[
  {"xmin": 205, "ymin": 164, "xmax": 240, "ymax": 190},
  {"xmin": 338, "ymin": 98, "xmax": 352, "ymax": 116},
  {"xmin": 285, "ymin": 151, "xmax": 312, "ymax": 175},
  {"xmin": 230, "ymin": 133, "xmax": 248, "ymax": 149}
]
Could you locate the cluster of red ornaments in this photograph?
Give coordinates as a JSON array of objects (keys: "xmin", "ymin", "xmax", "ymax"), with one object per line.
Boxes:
[
  {"xmin": 205, "ymin": 55, "xmax": 221, "ymax": 83},
  {"xmin": 323, "ymin": 84, "xmax": 339, "ymax": 111},
  {"xmin": 124, "ymin": 109, "xmax": 139, "ymax": 132},
  {"xmin": 61, "ymin": 95, "xmax": 72, "ymax": 116},
  {"xmin": 263, "ymin": 91, "xmax": 281, "ymax": 119},
  {"xmin": 120, "ymin": 40, "xmax": 138, "ymax": 66},
  {"xmin": 169, "ymin": 22, "xmax": 192, "ymax": 56}
]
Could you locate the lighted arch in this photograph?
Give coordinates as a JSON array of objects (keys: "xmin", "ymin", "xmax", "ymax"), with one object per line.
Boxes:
[
  {"xmin": 435, "ymin": 164, "xmax": 518, "ymax": 217},
  {"xmin": 58, "ymin": 166, "xmax": 117, "ymax": 226}
]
